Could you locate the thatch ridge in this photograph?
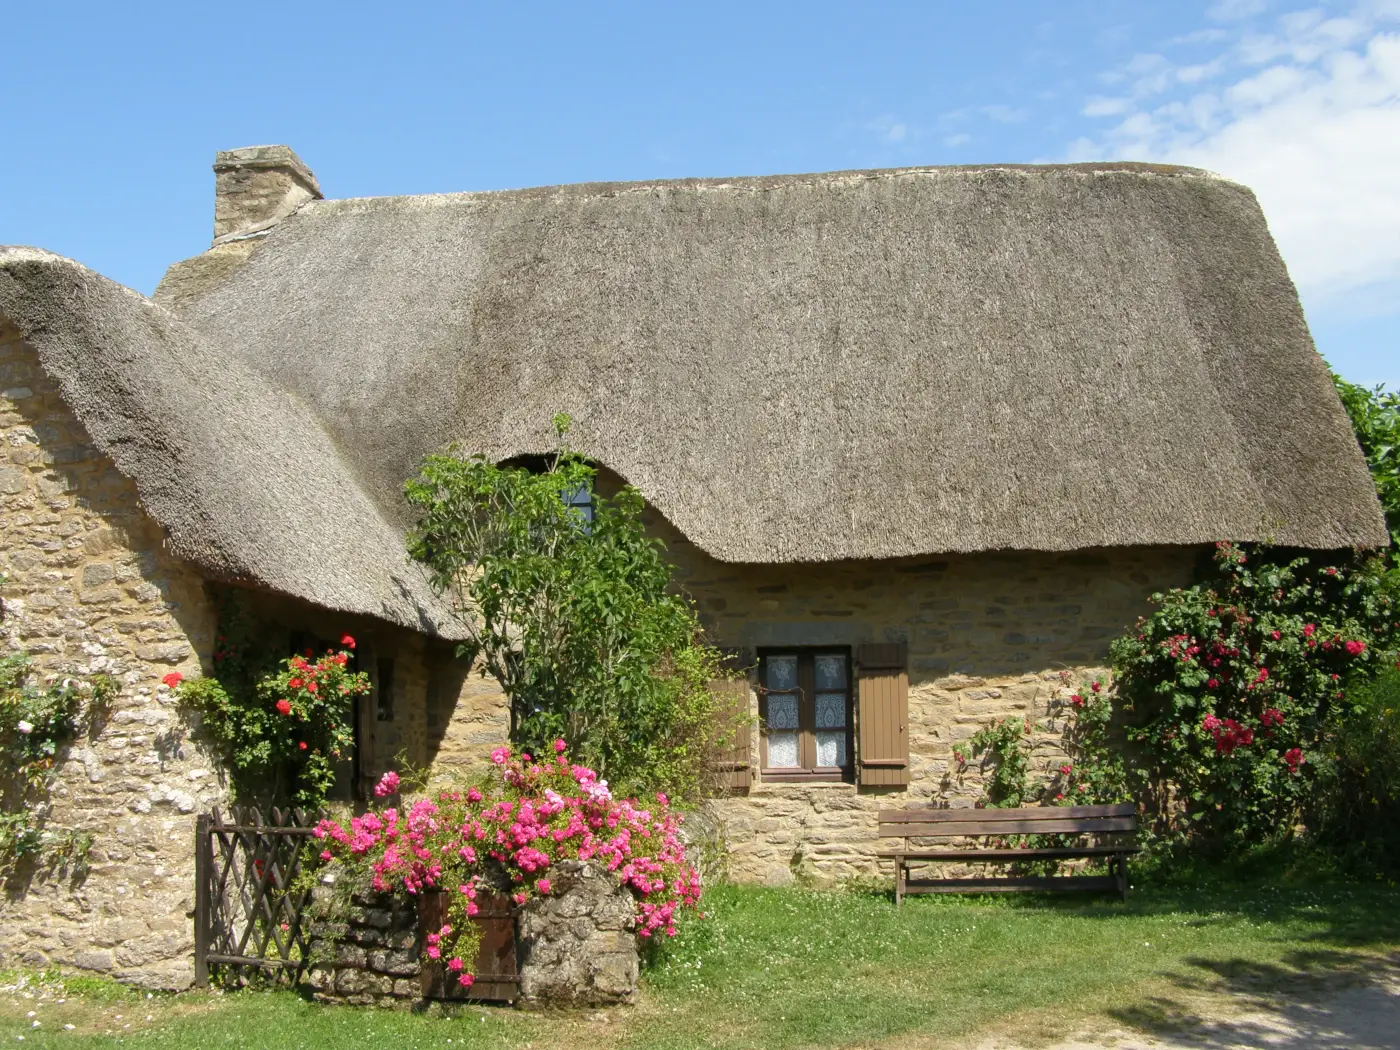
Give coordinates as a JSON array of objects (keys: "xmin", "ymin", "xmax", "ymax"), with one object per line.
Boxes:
[
  {"xmin": 0, "ymin": 247, "xmax": 456, "ymax": 634},
  {"xmin": 157, "ymin": 161, "xmax": 1385, "ymax": 562}
]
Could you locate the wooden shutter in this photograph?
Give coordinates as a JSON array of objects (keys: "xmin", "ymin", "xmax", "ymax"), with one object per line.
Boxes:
[
  {"xmin": 710, "ymin": 678, "xmax": 753, "ymax": 792},
  {"xmin": 856, "ymin": 643, "xmax": 909, "ymax": 787}
]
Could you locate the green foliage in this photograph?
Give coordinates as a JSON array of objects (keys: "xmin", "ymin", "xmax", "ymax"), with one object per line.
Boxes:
[
  {"xmin": 1110, "ymin": 541, "xmax": 1400, "ymax": 850},
  {"xmin": 969, "ymin": 717, "xmax": 1032, "ymax": 807},
  {"xmin": 1333, "ymin": 374, "xmax": 1400, "ymax": 550},
  {"xmin": 178, "ymin": 629, "xmax": 368, "ymax": 808},
  {"xmin": 0, "ymin": 651, "xmax": 115, "ymax": 878},
  {"xmin": 1044, "ymin": 678, "xmax": 1131, "ymax": 806},
  {"xmin": 1308, "ymin": 667, "xmax": 1400, "ymax": 871},
  {"xmin": 404, "ymin": 420, "xmax": 735, "ymax": 800}
]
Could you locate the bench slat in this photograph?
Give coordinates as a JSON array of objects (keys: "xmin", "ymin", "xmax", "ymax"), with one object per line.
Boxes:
[
  {"xmin": 901, "ymin": 875, "xmax": 1120, "ymax": 895},
  {"xmin": 880, "ymin": 816, "xmax": 1136, "ymax": 836},
  {"xmin": 877, "ymin": 846, "xmax": 1138, "ymax": 860},
  {"xmin": 877, "ymin": 802, "xmax": 1133, "ymax": 823}
]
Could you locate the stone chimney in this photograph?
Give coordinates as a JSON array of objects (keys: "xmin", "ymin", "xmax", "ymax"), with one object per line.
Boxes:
[{"xmin": 211, "ymin": 145, "xmax": 323, "ymax": 245}]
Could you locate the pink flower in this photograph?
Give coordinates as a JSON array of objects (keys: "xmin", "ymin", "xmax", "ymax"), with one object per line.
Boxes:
[
  {"xmin": 458, "ymin": 973, "xmax": 474, "ymax": 988},
  {"xmin": 1303, "ymin": 624, "xmax": 1317, "ymax": 637},
  {"xmin": 537, "ymin": 878, "xmax": 552, "ymax": 895},
  {"xmin": 512, "ymin": 892, "xmax": 528, "ymax": 906},
  {"xmin": 161, "ymin": 671, "xmax": 183, "ymax": 689},
  {"xmin": 1059, "ymin": 764, "xmax": 1073, "ymax": 775},
  {"xmin": 553, "ymin": 739, "xmax": 567, "ymax": 754},
  {"xmin": 1345, "ymin": 640, "xmax": 1366, "ymax": 656},
  {"xmin": 374, "ymin": 771, "xmax": 401, "ymax": 798},
  {"xmin": 447, "ymin": 957, "xmax": 464, "ymax": 973},
  {"xmin": 490, "ymin": 747, "xmax": 510, "ymax": 766}
]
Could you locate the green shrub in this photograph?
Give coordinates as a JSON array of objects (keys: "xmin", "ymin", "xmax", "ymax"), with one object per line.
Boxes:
[
  {"xmin": 1308, "ymin": 667, "xmax": 1400, "ymax": 871},
  {"xmin": 1109, "ymin": 542, "xmax": 1400, "ymax": 851},
  {"xmin": 0, "ymin": 651, "xmax": 115, "ymax": 877},
  {"xmin": 404, "ymin": 415, "xmax": 737, "ymax": 801},
  {"xmin": 177, "ymin": 635, "xmax": 369, "ymax": 808}
]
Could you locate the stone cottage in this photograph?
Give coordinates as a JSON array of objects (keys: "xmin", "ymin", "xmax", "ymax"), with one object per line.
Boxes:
[{"xmin": 0, "ymin": 146, "xmax": 1386, "ymax": 986}]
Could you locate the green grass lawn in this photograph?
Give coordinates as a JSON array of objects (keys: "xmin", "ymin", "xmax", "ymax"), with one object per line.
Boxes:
[{"xmin": 6, "ymin": 874, "xmax": 1399, "ymax": 1050}]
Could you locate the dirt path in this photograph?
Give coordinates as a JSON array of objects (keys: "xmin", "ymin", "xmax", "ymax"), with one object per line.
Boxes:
[{"xmin": 974, "ymin": 957, "xmax": 1400, "ymax": 1050}]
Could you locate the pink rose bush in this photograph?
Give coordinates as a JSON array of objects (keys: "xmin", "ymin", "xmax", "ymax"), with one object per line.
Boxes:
[{"xmin": 312, "ymin": 741, "xmax": 702, "ymax": 984}]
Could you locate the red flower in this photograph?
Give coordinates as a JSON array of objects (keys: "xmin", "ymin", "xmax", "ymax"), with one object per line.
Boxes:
[
  {"xmin": 161, "ymin": 671, "xmax": 183, "ymax": 689},
  {"xmin": 1283, "ymin": 747, "xmax": 1304, "ymax": 773},
  {"xmin": 299, "ymin": 741, "xmax": 308, "ymax": 751},
  {"xmin": 1059, "ymin": 764, "xmax": 1073, "ymax": 775},
  {"xmin": 276, "ymin": 699, "xmax": 292, "ymax": 716},
  {"xmin": 1345, "ymin": 640, "xmax": 1366, "ymax": 657},
  {"xmin": 307, "ymin": 681, "xmax": 318, "ymax": 694},
  {"xmin": 1270, "ymin": 630, "xmax": 1281, "ymax": 640},
  {"xmin": 1091, "ymin": 681, "xmax": 1102, "ymax": 693},
  {"xmin": 1207, "ymin": 679, "xmax": 1219, "ymax": 689},
  {"xmin": 341, "ymin": 634, "xmax": 356, "ymax": 650},
  {"xmin": 1261, "ymin": 708, "xmax": 1284, "ymax": 727},
  {"xmin": 1303, "ymin": 624, "xmax": 1316, "ymax": 637},
  {"xmin": 1069, "ymin": 693, "xmax": 1085, "ymax": 708},
  {"xmin": 289, "ymin": 677, "xmax": 303, "ymax": 689}
]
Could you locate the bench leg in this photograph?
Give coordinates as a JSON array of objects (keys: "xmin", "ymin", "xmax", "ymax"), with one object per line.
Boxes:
[
  {"xmin": 1115, "ymin": 853, "xmax": 1129, "ymax": 903},
  {"xmin": 895, "ymin": 856, "xmax": 905, "ymax": 907}
]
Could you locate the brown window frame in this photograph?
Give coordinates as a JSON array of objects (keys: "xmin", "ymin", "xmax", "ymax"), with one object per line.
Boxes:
[{"xmin": 757, "ymin": 648, "xmax": 854, "ymax": 783}]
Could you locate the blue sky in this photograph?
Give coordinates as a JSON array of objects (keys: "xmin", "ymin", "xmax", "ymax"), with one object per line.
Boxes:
[{"xmin": 3, "ymin": 0, "xmax": 1396, "ymax": 386}]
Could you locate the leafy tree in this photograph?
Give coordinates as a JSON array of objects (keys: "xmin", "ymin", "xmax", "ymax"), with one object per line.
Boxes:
[
  {"xmin": 404, "ymin": 416, "xmax": 732, "ymax": 800},
  {"xmin": 1333, "ymin": 374, "xmax": 1400, "ymax": 551}
]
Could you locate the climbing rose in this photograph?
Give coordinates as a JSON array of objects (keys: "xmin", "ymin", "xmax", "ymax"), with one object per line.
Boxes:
[
  {"xmin": 1068, "ymin": 693, "xmax": 1085, "ymax": 708},
  {"xmin": 299, "ymin": 741, "xmax": 308, "ymax": 751},
  {"xmin": 553, "ymin": 739, "xmax": 567, "ymax": 754},
  {"xmin": 162, "ymin": 672, "xmax": 183, "ymax": 689},
  {"xmin": 537, "ymin": 878, "xmax": 552, "ymax": 895},
  {"xmin": 1345, "ymin": 640, "xmax": 1366, "ymax": 656},
  {"xmin": 341, "ymin": 634, "xmax": 356, "ymax": 650},
  {"xmin": 458, "ymin": 973, "xmax": 474, "ymax": 988},
  {"xmin": 275, "ymin": 699, "xmax": 292, "ymax": 716},
  {"xmin": 374, "ymin": 770, "xmax": 401, "ymax": 797},
  {"xmin": 1283, "ymin": 748, "xmax": 1304, "ymax": 773},
  {"xmin": 490, "ymin": 747, "xmax": 510, "ymax": 766}
]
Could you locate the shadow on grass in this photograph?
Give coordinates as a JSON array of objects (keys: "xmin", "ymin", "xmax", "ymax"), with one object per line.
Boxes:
[{"xmin": 1104, "ymin": 950, "xmax": 1400, "ymax": 1049}]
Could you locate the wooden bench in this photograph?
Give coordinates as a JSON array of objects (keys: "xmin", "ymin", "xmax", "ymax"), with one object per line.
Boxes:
[{"xmin": 878, "ymin": 802, "xmax": 1138, "ymax": 905}]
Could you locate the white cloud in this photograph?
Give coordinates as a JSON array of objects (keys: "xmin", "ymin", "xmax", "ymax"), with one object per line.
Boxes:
[
  {"xmin": 1082, "ymin": 96, "xmax": 1134, "ymax": 116},
  {"xmin": 1069, "ymin": 5, "xmax": 1400, "ymax": 308},
  {"xmin": 980, "ymin": 104, "xmax": 1030, "ymax": 123},
  {"xmin": 1209, "ymin": 0, "xmax": 1270, "ymax": 21},
  {"xmin": 943, "ymin": 133, "xmax": 972, "ymax": 147},
  {"xmin": 867, "ymin": 115, "xmax": 912, "ymax": 144}
]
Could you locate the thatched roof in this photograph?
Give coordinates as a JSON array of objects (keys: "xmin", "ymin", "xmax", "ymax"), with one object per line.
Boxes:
[
  {"xmin": 155, "ymin": 162, "xmax": 1386, "ymax": 564},
  {"xmin": 0, "ymin": 247, "xmax": 454, "ymax": 633},
  {"xmin": 0, "ymin": 163, "xmax": 1386, "ymax": 633}
]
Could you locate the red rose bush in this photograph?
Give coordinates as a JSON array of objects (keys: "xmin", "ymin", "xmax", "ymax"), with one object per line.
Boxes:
[{"xmin": 312, "ymin": 742, "xmax": 702, "ymax": 988}]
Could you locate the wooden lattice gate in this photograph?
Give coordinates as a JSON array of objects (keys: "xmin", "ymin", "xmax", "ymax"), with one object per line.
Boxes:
[
  {"xmin": 192, "ymin": 807, "xmax": 521, "ymax": 999},
  {"xmin": 193, "ymin": 807, "xmax": 324, "ymax": 987}
]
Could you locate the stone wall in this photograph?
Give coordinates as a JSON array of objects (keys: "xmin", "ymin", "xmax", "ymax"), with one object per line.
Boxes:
[
  {"xmin": 422, "ymin": 473, "xmax": 1200, "ymax": 887},
  {"xmin": 647, "ymin": 494, "xmax": 1201, "ymax": 886},
  {"xmin": 0, "ymin": 323, "xmax": 221, "ymax": 988},
  {"xmin": 306, "ymin": 863, "xmax": 640, "ymax": 1009},
  {"xmin": 516, "ymin": 860, "xmax": 639, "ymax": 1008}
]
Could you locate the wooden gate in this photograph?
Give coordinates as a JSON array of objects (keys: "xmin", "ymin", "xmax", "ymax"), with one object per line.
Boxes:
[
  {"xmin": 193, "ymin": 807, "xmax": 323, "ymax": 987},
  {"xmin": 193, "ymin": 807, "xmax": 521, "ymax": 999}
]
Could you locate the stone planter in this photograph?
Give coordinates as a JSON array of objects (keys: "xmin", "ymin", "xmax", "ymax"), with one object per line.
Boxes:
[
  {"xmin": 305, "ymin": 861, "xmax": 640, "ymax": 1008},
  {"xmin": 516, "ymin": 860, "xmax": 639, "ymax": 1008}
]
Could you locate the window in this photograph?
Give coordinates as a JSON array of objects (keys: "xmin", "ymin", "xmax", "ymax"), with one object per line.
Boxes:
[
  {"xmin": 376, "ymin": 657, "xmax": 395, "ymax": 722},
  {"xmin": 562, "ymin": 479, "xmax": 593, "ymax": 524},
  {"xmin": 758, "ymin": 649, "xmax": 852, "ymax": 781}
]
